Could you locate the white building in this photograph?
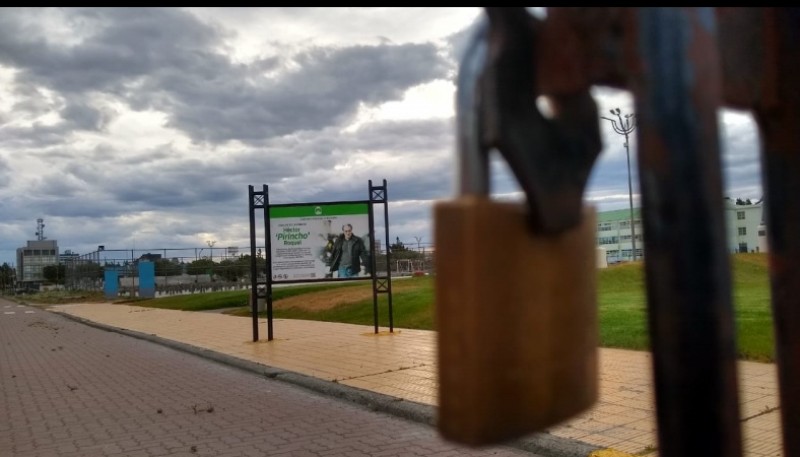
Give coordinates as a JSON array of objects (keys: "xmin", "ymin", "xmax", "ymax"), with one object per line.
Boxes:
[
  {"xmin": 16, "ymin": 239, "xmax": 59, "ymax": 284},
  {"xmin": 723, "ymin": 199, "xmax": 765, "ymax": 254},
  {"xmin": 59, "ymin": 249, "xmax": 80, "ymax": 264},
  {"xmin": 595, "ymin": 199, "xmax": 766, "ymax": 263},
  {"xmin": 596, "ymin": 207, "xmax": 644, "ymax": 263}
]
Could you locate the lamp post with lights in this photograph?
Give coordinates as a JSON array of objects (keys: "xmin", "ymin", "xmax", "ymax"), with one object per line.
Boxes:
[
  {"xmin": 207, "ymin": 240, "xmax": 216, "ymax": 280},
  {"xmin": 601, "ymin": 108, "xmax": 639, "ymax": 262}
]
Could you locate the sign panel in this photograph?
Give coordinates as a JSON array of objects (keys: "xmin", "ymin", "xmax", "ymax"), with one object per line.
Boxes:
[{"xmin": 269, "ymin": 202, "xmax": 372, "ymax": 282}]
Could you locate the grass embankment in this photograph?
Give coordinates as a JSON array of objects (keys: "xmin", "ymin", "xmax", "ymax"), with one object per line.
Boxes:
[
  {"xmin": 731, "ymin": 254, "xmax": 774, "ymax": 362},
  {"xmin": 596, "ymin": 253, "xmax": 773, "ymax": 362},
  {"xmin": 19, "ymin": 254, "xmax": 774, "ymax": 361},
  {"xmin": 248, "ymin": 277, "xmax": 436, "ymax": 330},
  {"xmin": 124, "ymin": 281, "xmax": 368, "ymax": 311}
]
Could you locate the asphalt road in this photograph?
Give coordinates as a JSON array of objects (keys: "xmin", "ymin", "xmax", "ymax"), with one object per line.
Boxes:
[{"xmin": 0, "ymin": 299, "xmax": 539, "ymax": 457}]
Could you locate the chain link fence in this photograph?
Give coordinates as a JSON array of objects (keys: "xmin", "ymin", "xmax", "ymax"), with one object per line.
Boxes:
[{"xmin": 61, "ymin": 243, "xmax": 435, "ymax": 295}]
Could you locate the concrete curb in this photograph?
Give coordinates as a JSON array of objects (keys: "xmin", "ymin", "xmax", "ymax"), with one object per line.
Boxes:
[{"xmin": 53, "ymin": 309, "xmax": 612, "ymax": 457}]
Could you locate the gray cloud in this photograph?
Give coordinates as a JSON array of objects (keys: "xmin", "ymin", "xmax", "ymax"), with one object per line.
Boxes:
[
  {"xmin": 0, "ymin": 8, "xmax": 765, "ymax": 265},
  {"xmin": 1, "ymin": 8, "xmax": 450, "ymax": 148}
]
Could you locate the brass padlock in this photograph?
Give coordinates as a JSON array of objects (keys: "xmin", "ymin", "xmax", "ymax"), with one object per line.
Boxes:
[
  {"xmin": 435, "ymin": 12, "xmax": 599, "ymax": 446},
  {"xmin": 435, "ymin": 198, "xmax": 598, "ymax": 445}
]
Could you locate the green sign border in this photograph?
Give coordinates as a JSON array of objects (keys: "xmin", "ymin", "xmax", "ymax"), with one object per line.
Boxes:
[{"xmin": 269, "ymin": 202, "xmax": 369, "ymax": 218}]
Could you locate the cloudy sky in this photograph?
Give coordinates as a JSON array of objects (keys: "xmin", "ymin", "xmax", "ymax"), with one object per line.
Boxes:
[{"xmin": 0, "ymin": 7, "xmax": 763, "ymax": 266}]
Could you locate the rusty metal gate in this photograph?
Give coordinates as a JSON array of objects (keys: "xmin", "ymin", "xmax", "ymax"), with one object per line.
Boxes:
[{"xmin": 441, "ymin": 7, "xmax": 798, "ymax": 457}]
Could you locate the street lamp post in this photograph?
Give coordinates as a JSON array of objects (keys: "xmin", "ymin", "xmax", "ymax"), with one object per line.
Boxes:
[
  {"xmin": 601, "ymin": 108, "xmax": 639, "ymax": 262},
  {"xmin": 206, "ymin": 240, "xmax": 216, "ymax": 262},
  {"xmin": 207, "ymin": 240, "xmax": 216, "ymax": 280}
]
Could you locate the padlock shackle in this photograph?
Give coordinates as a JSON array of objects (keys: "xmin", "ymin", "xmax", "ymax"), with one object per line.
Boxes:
[
  {"xmin": 456, "ymin": 16, "xmax": 490, "ymax": 197},
  {"xmin": 455, "ymin": 8, "xmax": 602, "ymax": 234}
]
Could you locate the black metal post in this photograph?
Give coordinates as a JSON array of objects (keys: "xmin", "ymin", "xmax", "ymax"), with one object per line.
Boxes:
[
  {"xmin": 263, "ymin": 184, "xmax": 273, "ymax": 341},
  {"xmin": 383, "ymin": 179, "xmax": 393, "ymax": 332},
  {"xmin": 369, "ymin": 180, "xmax": 379, "ymax": 334},
  {"xmin": 368, "ymin": 179, "xmax": 393, "ymax": 333},
  {"xmin": 248, "ymin": 185, "xmax": 259, "ymax": 342}
]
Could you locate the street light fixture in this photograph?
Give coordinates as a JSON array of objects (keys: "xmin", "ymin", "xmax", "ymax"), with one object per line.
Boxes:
[
  {"xmin": 601, "ymin": 108, "xmax": 639, "ymax": 262},
  {"xmin": 206, "ymin": 240, "xmax": 216, "ymax": 281},
  {"xmin": 206, "ymin": 240, "xmax": 216, "ymax": 262}
]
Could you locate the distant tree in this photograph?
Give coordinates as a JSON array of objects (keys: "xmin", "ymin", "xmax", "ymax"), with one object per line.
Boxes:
[
  {"xmin": 43, "ymin": 264, "xmax": 67, "ymax": 285},
  {"xmin": 390, "ymin": 237, "xmax": 407, "ymax": 252},
  {"xmin": 0, "ymin": 263, "xmax": 14, "ymax": 292},
  {"xmin": 187, "ymin": 258, "xmax": 216, "ymax": 276},
  {"xmin": 388, "ymin": 238, "xmax": 425, "ymax": 262},
  {"xmin": 746, "ymin": 198, "xmax": 752, "ymax": 205},
  {"xmin": 218, "ymin": 256, "xmax": 251, "ymax": 282},
  {"xmin": 76, "ymin": 263, "xmax": 103, "ymax": 280},
  {"xmin": 735, "ymin": 198, "xmax": 745, "ymax": 205},
  {"xmin": 155, "ymin": 258, "xmax": 182, "ymax": 276}
]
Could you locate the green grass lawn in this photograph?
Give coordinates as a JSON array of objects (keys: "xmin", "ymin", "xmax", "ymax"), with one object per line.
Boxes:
[
  {"xmin": 730, "ymin": 254, "xmax": 774, "ymax": 362},
  {"xmin": 117, "ymin": 281, "xmax": 367, "ymax": 312},
  {"xmin": 596, "ymin": 261, "xmax": 649, "ymax": 351},
  {"xmin": 18, "ymin": 253, "xmax": 775, "ymax": 362},
  {"xmin": 247, "ymin": 277, "xmax": 436, "ymax": 330},
  {"xmin": 595, "ymin": 253, "xmax": 774, "ymax": 362}
]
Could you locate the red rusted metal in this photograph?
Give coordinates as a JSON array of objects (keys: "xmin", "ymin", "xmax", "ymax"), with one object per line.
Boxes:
[
  {"xmin": 465, "ymin": 6, "xmax": 798, "ymax": 457},
  {"xmin": 719, "ymin": 8, "xmax": 800, "ymax": 457}
]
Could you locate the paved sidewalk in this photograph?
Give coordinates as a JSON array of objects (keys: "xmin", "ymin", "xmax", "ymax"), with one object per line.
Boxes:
[
  {"xmin": 42, "ymin": 302, "xmax": 783, "ymax": 457},
  {"xmin": 1, "ymin": 300, "xmax": 538, "ymax": 457}
]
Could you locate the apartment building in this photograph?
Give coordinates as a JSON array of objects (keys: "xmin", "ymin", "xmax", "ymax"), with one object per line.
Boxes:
[{"xmin": 596, "ymin": 199, "xmax": 767, "ymax": 263}]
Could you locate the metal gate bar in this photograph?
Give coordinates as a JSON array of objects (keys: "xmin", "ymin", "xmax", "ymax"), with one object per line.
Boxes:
[
  {"xmin": 633, "ymin": 10, "xmax": 742, "ymax": 457},
  {"xmin": 475, "ymin": 6, "xmax": 798, "ymax": 456}
]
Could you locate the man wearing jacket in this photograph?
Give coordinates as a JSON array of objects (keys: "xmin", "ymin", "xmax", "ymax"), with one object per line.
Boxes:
[{"xmin": 328, "ymin": 223, "xmax": 370, "ymax": 278}]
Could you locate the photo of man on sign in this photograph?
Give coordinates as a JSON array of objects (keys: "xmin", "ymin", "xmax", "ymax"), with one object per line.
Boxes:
[{"xmin": 327, "ymin": 223, "xmax": 370, "ymax": 278}]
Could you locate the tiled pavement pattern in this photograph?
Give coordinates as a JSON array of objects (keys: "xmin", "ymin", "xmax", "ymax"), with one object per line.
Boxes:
[
  {"xmin": 18, "ymin": 301, "xmax": 784, "ymax": 456},
  {"xmin": 0, "ymin": 300, "xmax": 539, "ymax": 457}
]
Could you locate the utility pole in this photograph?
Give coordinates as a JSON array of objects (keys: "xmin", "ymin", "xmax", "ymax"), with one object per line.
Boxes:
[{"xmin": 601, "ymin": 108, "xmax": 639, "ymax": 261}]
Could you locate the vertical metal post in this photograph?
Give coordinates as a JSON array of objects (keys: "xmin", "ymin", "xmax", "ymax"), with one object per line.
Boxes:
[
  {"xmin": 369, "ymin": 180, "xmax": 379, "ymax": 334},
  {"xmin": 368, "ymin": 179, "xmax": 393, "ymax": 333},
  {"xmin": 634, "ymin": 8, "xmax": 742, "ymax": 457},
  {"xmin": 248, "ymin": 185, "xmax": 259, "ymax": 342},
  {"xmin": 131, "ymin": 249, "xmax": 135, "ymax": 298},
  {"xmin": 263, "ymin": 184, "xmax": 273, "ymax": 341},
  {"xmin": 383, "ymin": 179, "xmax": 393, "ymax": 332},
  {"xmin": 751, "ymin": 10, "xmax": 800, "ymax": 454},
  {"xmin": 623, "ymin": 124, "xmax": 637, "ymax": 261},
  {"xmin": 602, "ymin": 109, "xmax": 638, "ymax": 261},
  {"xmin": 758, "ymin": 116, "xmax": 800, "ymax": 457}
]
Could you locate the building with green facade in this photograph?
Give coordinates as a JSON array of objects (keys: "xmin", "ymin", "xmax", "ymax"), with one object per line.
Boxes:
[
  {"xmin": 595, "ymin": 199, "xmax": 766, "ymax": 264},
  {"xmin": 596, "ymin": 207, "xmax": 643, "ymax": 263}
]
